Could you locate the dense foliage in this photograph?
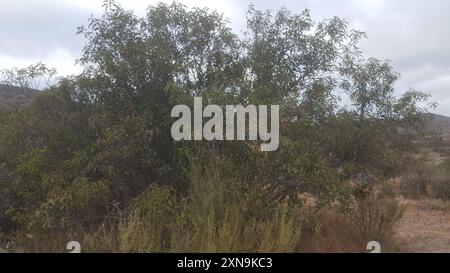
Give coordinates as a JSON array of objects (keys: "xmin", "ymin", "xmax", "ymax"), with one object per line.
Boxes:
[{"xmin": 0, "ymin": 1, "xmax": 433, "ymax": 252}]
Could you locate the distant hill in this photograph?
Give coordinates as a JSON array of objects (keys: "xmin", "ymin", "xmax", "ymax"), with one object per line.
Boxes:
[
  {"xmin": 425, "ymin": 113, "xmax": 450, "ymax": 134},
  {"xmin": 0, "ymin": 84, "xmax": 39, "ymax": 108}
]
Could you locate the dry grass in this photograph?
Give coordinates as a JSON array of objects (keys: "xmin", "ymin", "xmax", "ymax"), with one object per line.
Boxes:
[
  {"xmin": 301, "ymin": 210, "xmax": 365, "ymax": 253},
  {"xmin": 119, "ymin": 165, "xmax": 307, "ymax": 253}
]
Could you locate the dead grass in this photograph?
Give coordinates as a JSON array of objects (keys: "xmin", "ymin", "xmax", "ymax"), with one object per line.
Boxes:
[{"xmin": 301, "ymin": 210, "xmax": 365, "ymax": 253}]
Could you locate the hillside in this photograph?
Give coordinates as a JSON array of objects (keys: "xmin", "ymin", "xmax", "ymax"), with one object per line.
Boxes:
[
  {"xmin": 0, "ymin": 84, "xmax": 39, "ymax": 108},
  {"xmin": 425, "ymin": 113, "xmax": 450, "ymax": 135}
]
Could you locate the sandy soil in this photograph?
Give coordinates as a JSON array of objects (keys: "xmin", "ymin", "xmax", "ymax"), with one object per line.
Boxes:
[{"xmin": 397, "ymin": 199, "xmax": 450, "ymax": 253}]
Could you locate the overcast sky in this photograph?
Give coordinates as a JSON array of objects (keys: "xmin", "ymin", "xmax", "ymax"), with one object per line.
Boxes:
[{"xmin": 1, "ymin": 0, "xmax": 449, "ymax": 115}]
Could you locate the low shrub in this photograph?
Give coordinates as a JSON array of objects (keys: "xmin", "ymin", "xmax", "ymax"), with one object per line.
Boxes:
[
  {"xmin": 119, "ymin": 161, "xmax": 306, "ymax": 253},
  {"xmin": 349, "ymin": 192, "xmax": 404, "ymax": 248},
  {"xmin": 400, "ymin": 161, "xmax": 431, "ymax": 198},
  {"xmin": 430, "ymin": 159, "xmax": 450, "ymax": 199}
]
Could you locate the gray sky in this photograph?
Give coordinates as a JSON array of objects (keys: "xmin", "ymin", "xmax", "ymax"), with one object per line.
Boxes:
[{"xmin": 1, "ymin": 0, "xmax": 449, "ymax": 115}]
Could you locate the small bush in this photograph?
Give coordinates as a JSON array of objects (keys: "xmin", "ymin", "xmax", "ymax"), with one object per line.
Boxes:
[
  {"xmin": 301, "ymin": 188, "xmax": 405, "ymax": 253},
  {"xmin": 349, "ymin": 192, "xmax": 404, "ymax": 247},
  {"xmin": 430, "ymin": 160, "xmax": 450, "ymax": 199},
  {"xmin": 400, "ymin": 161, "xmax": 431, "ymax": 198},
  {"xmin": 119, "ymin": 185, "xmax": 177, "ymax": 252}
]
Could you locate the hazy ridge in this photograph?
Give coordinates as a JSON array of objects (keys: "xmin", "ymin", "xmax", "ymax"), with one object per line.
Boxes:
[{"xmin": 0, "ymin": 84, "xmax": 39, "ymax": 108}]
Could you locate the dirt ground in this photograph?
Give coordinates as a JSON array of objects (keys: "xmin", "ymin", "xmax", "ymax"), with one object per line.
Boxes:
[{"xmin": 397, "ymin": 199, "xmax": 450, "ymax": 253}]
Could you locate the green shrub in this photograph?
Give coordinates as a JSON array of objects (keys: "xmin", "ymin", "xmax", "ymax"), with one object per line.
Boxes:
[
  {"xmin": 119, "ymin": 185, "xmax": 177, "ymax": 252},
  {"xmin": 119, "ymin": 161, "xmax": 306, "ymax": 253}
]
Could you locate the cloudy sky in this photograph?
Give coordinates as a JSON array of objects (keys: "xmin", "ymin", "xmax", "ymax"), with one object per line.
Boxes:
[{"xmin": 1, "ymin": 0, "xmax": 449, "ymax": 115}]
